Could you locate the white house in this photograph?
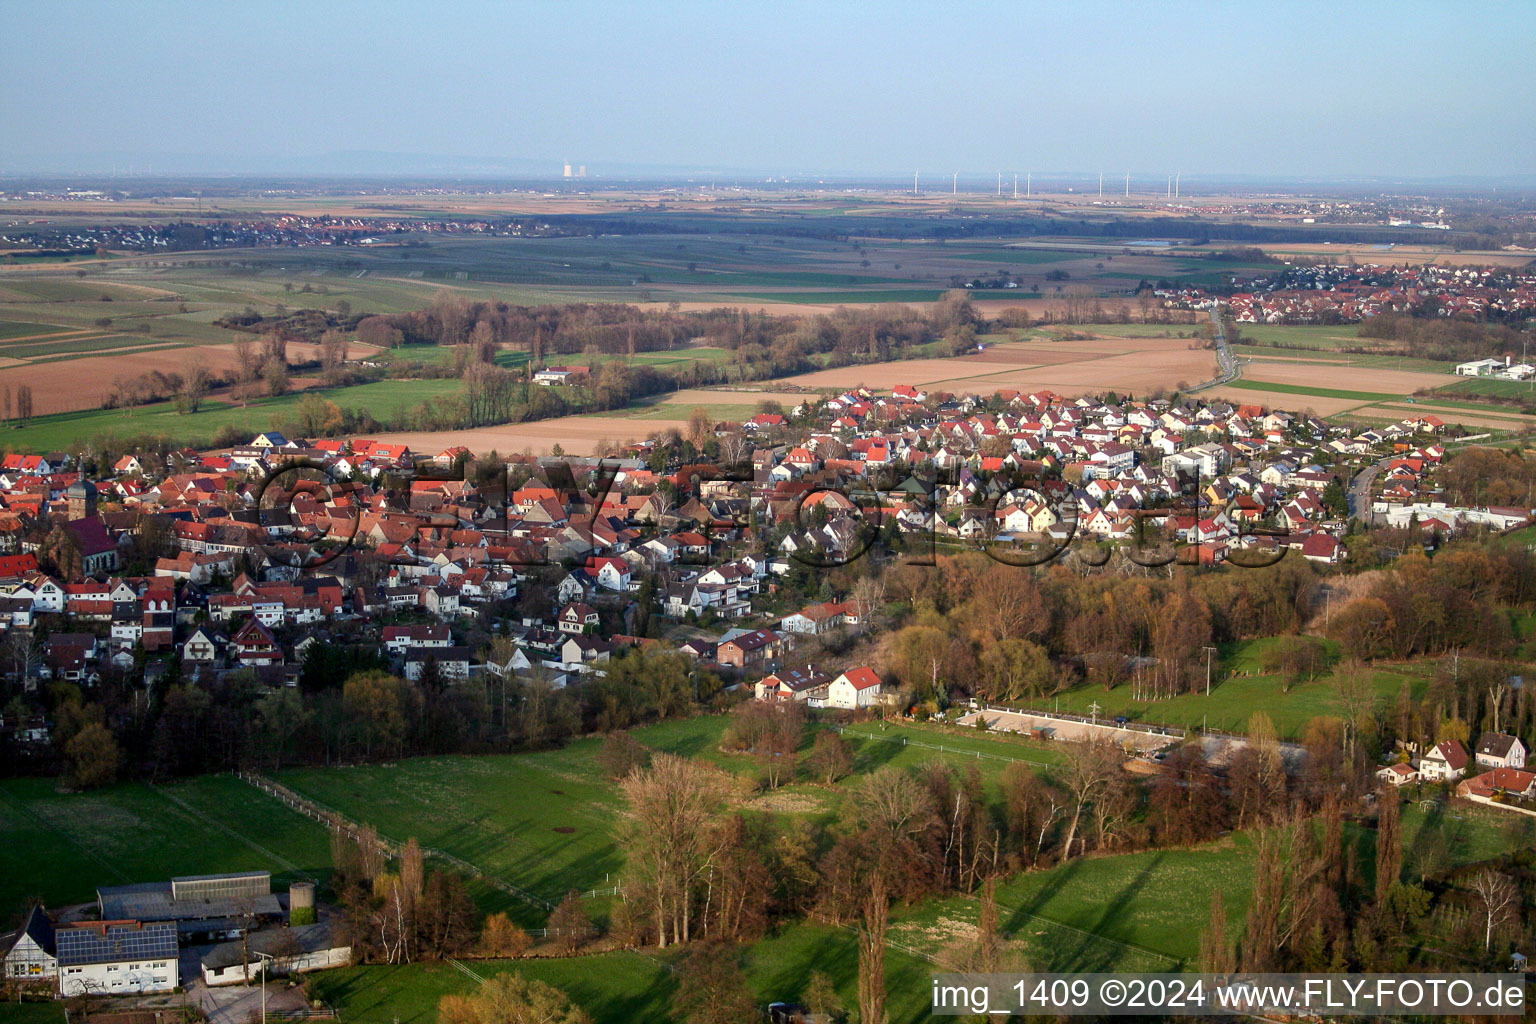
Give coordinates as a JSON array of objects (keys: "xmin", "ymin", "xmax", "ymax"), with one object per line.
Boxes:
[
  {"xmin": 57, "ymin": 922, "xmax": 178, "ymax": 996},
  {"xmin": 1418, "ymin": 740, "xmax": 1469, "ymax": 782},
  {"xmin": 827, "ymin": 666, "xmax": 884, "ymax": 709},
  {"xmin": 1474, "ymin": 732, "xmax": 1527, "ymax": 770},
  {"xmin": 2, "ymin": 906, "xmax": 56, "ymax": 982},
  {"xmin": 1375, "ymin": 763, "xmax": 1419, "ymax": 787}
]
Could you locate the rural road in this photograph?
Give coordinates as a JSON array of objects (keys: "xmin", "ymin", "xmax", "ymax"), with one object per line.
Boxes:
[{"xmin": 1191, "ymin": 305, "xmax": 1240, "ymax": 392}]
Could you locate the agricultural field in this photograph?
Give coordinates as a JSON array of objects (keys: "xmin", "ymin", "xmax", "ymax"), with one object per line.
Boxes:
[
  {"xmin": 0, "ymin": 378, "xmax": 465, "ymax": 453},
  {"xmin": 0, "ymin": 774, "xmax": 333, "ymax": 918}
]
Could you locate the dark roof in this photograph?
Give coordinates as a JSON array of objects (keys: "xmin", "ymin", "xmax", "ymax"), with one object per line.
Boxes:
[
  {"xmin": 722, "ymin": 628, "xmax": 777, "ymax": 651},
  {"xmin": 199, "ymin": 919, "xmax": 342, "ymax": 971},
  {"xmin": 57, "ymin": 922, "xmax": 177, "ymax": 967},
  {"xmin": 3, "ymin": 905, "xmax": 56, "ymax": 958},
  {"xmin": 1476, "ymin": 732, "xmax": 1520, "ymax": 758}
]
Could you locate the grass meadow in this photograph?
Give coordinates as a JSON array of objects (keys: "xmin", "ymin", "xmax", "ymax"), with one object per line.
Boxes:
[
  {"xmin": 0, "ymin": 774, "xmax": 332, "ymax": 919},
  {"xmin": 4, "ymin": 705, "xmax": 1528, "ymax": 1024}
]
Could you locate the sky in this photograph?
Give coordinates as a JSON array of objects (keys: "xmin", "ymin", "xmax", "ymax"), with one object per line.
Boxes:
[{"xmin": 2, "ymin": 0, "xmax": 1533, "ymax": 182}]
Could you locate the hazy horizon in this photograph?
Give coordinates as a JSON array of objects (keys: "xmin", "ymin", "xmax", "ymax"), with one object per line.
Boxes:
[{"xmin": 3, "ymin": 0, "xmax": 1533, "ymax": 181}]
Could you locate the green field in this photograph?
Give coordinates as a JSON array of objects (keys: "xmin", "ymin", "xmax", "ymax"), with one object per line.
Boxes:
[
  {"xmin": 308, "ymin": 920, "xmax": 939, "ymax": 1024},
  {"xmin": 728, "ymin": 288, "xmax": 949, "ymax": 304},
  {"xmin": 1222, "ymin": 378, "xmax": 1401, "ymax": 403},
  {"xmin": 0, "ymin": 319, "xmax": 76, "ymax": 341},
  {"xmin": 1436, "ymin": 376, "xmax": 1536, "ymax": 401},
  {"xmin": 0, "ymin": 775, "xmax": 333, "ymax": 919},
  {"xmin": 1040, "ymin": 639, "xmax": 1423, "ymax": 738},
  {"xmin": 1233, "ymin": 345, "xmax": 1457, "ymax": 375},
  {"xmin": 0, "ymin": 378, "xmax": 463, "ymax": 452},
  {"xmin": 1234, "ymin": 323, "xmax": 1371, "ymax": 349}
]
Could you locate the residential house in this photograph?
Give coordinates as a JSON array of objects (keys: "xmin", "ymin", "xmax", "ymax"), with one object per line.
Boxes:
[
  {"xmin": 827, "ymin": 666, "xmax": 884, "ymax": 709},
  {"xmin": 558, "ymin": 603, "xmax": 600, "ymax": 635},
  {"xmin": 382, "ymin": 623, "xmax": 451, "ymax": 655},
  {"xmin": 755, "ymin": 666, "xmax": 834, "ymax": 704},
  {"xmin": 2, "ymin": 905, "xmax": 56, "ymax": 982},
  {"xmin": 1418, "ymin": 740, "xmax": 1469, "ymax": 782},
  {"xmin": 1375, "ymin": 763, "xmax": 1419, "ymax": 787},
  {"xmin": 717, "ymin": 629, "xmax": 781, "ymax": 672},
  {"xmin": 56, "ymin": 921, "xmax": 178, "ymax": 996},
  {"xmin": 1474, "ymin": 732, "xmax": 1527, "ymax": 770}
]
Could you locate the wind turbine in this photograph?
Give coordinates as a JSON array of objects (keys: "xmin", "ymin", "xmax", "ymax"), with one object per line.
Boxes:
[
  {"xmin": 1026, "ymin": 172, "xmax": 1032, "ymax": 197},
  {"xmin": 1099, "ymin": 172, "xmax": 1103, "ymax": 198},
  {"xmin": 1175, "ymin": 172, "xmax": 1181, "ymax": 199},
  {"xmin": 1013, "ymin": 173, "xmax": 1018, "ymax": 199},
  {"xmin": 997, "ymin": 172, "xmax": 1002, "ymax": 197},
  {"xmin": 1124, "ymin": 172, "xmax": 1130, "ymax": 197},
  {"xmin": 952, "ymin": 172, "xmax": 957, "ymax": 196},
  {"xmin": 914, "ymin": 169, "xmax": 919, "ymax": 195}
]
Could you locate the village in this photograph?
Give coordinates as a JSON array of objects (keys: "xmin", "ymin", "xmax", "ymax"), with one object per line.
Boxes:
[{"xmin": 4, "ymin": 379, "xmax": 1536, "ymax": 1016}]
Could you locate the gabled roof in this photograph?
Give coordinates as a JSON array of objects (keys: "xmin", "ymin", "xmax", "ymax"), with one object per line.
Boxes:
[
  {"xmin": 836, "ymin": 666, "xmax": 882, "ymax": 690},
  {"xmin": 1426, "ymin": 740, "xmax": 1468, "ymax": 770},
  {"xmin": 3, "ymin": 905, "xmax": 55, "ymax": 958},
  {"xmin": 1475, "ymin": 732, "xmax": 1522, "ymax": 758}
]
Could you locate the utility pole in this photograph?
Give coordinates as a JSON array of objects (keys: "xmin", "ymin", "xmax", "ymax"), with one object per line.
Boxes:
[{"xmin": 1203, "ymin": 646, "xmax": 1218, "ymax": 696}]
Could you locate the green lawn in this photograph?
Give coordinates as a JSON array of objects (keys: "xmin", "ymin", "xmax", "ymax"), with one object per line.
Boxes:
[{"xmin": 0, "ymin": 775, "xmax": 332, "ymax": 922}]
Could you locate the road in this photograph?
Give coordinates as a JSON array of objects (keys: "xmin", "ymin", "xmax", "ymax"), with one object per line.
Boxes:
[
  {"xmin": 1347, "ymin": 460, "xmax": 1382, "ymax": 523},
  {"xmin": 1190, "ymin": 305, "xmax": 1241, "ymax": 392}
]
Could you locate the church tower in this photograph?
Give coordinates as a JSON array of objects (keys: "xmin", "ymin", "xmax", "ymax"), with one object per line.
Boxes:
[{"xmin": 66, "ymin": 476, "xmax": 98, "ymax": 520}]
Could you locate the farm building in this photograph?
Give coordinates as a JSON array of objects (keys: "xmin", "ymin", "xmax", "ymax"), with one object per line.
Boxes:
[
  {"xmin": 56, "ymin": 921, "xmax": 178, "ymax": 996},
  {"xmin": 98, "ymin": 871, "xmax": 282, "ymax": 942},
  {"xmin": 200, "ymin": 917, "xmax": 351, "ymax": 986},
  {"xmin": 1455, "ymin": 358, "xmax": 1503, "ymax": 377}
]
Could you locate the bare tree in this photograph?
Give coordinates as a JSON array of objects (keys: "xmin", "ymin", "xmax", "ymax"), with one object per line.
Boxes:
[
  {"xmin": 1470, "ymin": 870, "xmax": 1518, "ymax": 952},
  {"xmin": 1058, "ymin": 739, "xmax": 1124, "ymax": 862},
  {"xmin": 617, "ymin": 754, "xmax": 727, "ymax": 947}
]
